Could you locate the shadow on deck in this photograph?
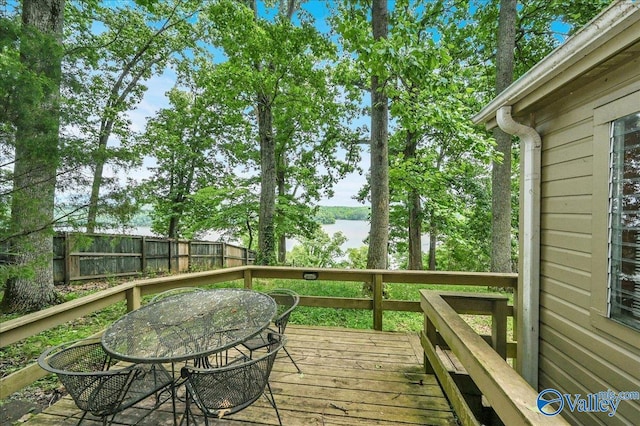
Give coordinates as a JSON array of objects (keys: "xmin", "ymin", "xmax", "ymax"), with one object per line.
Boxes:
[{"xmin": 22, "ymin": 325, "xmax": 457, "ymax": 426}]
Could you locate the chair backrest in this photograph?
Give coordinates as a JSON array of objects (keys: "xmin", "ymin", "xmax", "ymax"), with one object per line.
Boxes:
[
  {"xmin": 38, "ymin": 339, "xmax": 137, "ymax": 416},
  {"xmin": 181, "ymin": 333, "xmax": 286, "ymax": 418},
  {"xmin": 150, "ymin": 287, "xmax": 204, "ymax": 303},
  {"xmin": 268, "ymin": 289, "xmax": 299, "ymax": 334}
]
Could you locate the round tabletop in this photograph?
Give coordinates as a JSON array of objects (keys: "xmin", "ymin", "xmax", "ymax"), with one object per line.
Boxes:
[{"xmin": 101, "ymin": 288, "xmax": 277, "ymax": 363}]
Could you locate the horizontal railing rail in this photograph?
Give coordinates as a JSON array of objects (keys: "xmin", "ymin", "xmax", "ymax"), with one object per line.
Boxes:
[{"xmin": 1, "ymin": 265, "xmax": 517, "ymax": 400}]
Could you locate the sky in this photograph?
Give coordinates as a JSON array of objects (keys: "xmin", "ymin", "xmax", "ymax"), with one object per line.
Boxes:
[{"xmin": 118, "ymin": 0, "xmax": 371, "ymax": 208}]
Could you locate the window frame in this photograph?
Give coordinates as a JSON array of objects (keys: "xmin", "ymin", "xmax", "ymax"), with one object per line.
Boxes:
[
  {"xmin": 591, "ymin": 88, "xmax": 640, "ymax": 344},
  {"xmin": 608, "ymin": 111, "xmax": 640, "ymax": 327}
]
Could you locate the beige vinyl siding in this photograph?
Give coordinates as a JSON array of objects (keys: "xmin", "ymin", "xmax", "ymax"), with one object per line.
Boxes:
[
  {"xmin": 540, "ymin": 261, "xmax": 591, "ymax": 291},
  {"xmin": 541, "ymin": 137, "xmax": 592, "ymax": 166},
  {"xmin": 541, "ymin": 230, "xmax": 591, "ymax": 253},
  {"xmin": 541, "ymin": 195, "xmax": 592, "ymax": 214},
  {"xmin": 522, "ymin": 55, "xmax": 640, "ymax": 425},
  {"xmin": 541, "ymin": 213, "xmax": 592, "ymax": 234}
]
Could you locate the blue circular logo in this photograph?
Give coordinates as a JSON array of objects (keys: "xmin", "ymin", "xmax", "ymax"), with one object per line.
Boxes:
[{"xmin": 537, "ymin": 389, "xmax": 564, "ymax": 416}]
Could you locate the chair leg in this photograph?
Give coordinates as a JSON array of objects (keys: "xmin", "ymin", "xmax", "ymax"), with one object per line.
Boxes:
[
  {"xmin": 263, "ymin": 382, "xmax": 283, "ymax": 426},
  {"xmin": 181, "ymin": 388, "xmax": 197, "ymax": 426},
  {"xmin": 283, "ymin": 346, "xmax": 302, "ymax": 373},
  {"xmin": 75, "ymin": 410, "xmax": 89, "ymax": 426}
]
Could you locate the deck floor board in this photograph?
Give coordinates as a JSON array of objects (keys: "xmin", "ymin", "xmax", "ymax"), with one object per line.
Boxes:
[{"xmin": 24, "ymin": 325, "xmax": 457, "ymax": 426}]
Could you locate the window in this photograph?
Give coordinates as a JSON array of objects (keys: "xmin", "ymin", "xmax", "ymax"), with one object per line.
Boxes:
[{"xmin": 608, "ymin": 111, "xmax": 640, "ymax": 329}]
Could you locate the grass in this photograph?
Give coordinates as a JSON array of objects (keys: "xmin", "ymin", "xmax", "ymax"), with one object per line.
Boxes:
[{"xmin": 204, "ymin": 278, "xmax": 513, "ymax": 333}]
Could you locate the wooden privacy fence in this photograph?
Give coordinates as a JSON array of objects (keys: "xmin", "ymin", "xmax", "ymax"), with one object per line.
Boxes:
[{"xmin": 50, "ymin": 232, "xmax": 255, "ymax": 284}]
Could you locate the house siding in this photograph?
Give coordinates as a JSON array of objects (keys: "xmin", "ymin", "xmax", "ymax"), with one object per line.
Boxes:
[{"xmin": 521, "ymin": 55, "xmax": 640, "ymax": 425}]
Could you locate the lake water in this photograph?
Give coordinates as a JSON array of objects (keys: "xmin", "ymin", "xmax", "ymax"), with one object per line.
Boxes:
[
  {"xmin": 287, "ymin": 220, "xmax": 430, "ymax": 253},
  {"xmin": 124, "ymin": 220, "xmax": 428, "ymax": 253},
  {"xmin": 286, "ymin": 219, "xmax": 371, "ymax": 252},
  {"xmin": 130, "ymin": 220, "xmax": 369, "ymax": 250}
]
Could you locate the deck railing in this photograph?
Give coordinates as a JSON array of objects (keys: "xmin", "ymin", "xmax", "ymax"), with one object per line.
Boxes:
[
  {"xmin": 0, "ymin": 265, "xmax": 517, "ymax": 400},
  {"xmin": 420, "ymin": 290, "xmax": 568, "ymax": 425}
]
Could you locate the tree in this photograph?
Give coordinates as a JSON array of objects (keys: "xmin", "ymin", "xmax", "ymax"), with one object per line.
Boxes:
[
  {"xmin": 489, "ymin": 0, "xmax": 518, "ymax": 273},
  {"xmin": 202, "ymin": 0, "xmax": 359, "ymax": 264},
  {"xmin": 383, "ymin": 1, "xmax": 493, "ymax": 271},
  {"xmin": 288, "ymin": 228, "xmax": 347, "ymax": 268},
  {"xmin": 367, "ymin": 0, "xmax": 390, "ymax": 273},
  {"xmin": 72, "ymin": 1, "xmax": 205, "ymax": 233},
  {"xmin": 472, "ymin": 0, "xmax": 612, "ymax": 272},
  {"xmin": 332, "ymin": 0, "xmax": 391, "ymax": 277},
  {"xmin": 137, "ymin": 88, "xmax": 226, "ymax": 238},
  {"xmin": 0, "ymin": 0, "xmax": 64, "ymax": 313},
  {"xmin": 184, "ymin": 177, "xmax": 260, "ymax": 246}
]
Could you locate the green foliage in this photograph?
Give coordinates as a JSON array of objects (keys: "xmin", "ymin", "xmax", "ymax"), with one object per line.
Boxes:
[
  {"xmin": 191, "ymin": 0, "xmax": 362, "ymax": 263},
  {"xmin": 345, "ymin": 246, "xmax": 369, "ymax": 269},
  {"xmin": 470, "ymin": 0, "xmax": 613, "ymax": 91},
  {"xmin": 184, "ymin": 177, "xmax": 260, "ymax": 243},
  {"xmin": 287, "ymin": 228, "xmax": 347, "ymax": 268},
  {"xmin": 315, "ymin": 206, "xmax": 370, "ymax": 224},
  {"xmin": 0, "ymin": 301, "xmax": 127, "ymax": 376},
  {"xmin": 136, "ymin": 87, "xmax": 229, "ymax": 238},
  {"xmin": 0, "ymin": 0, "xmax": 616, "ymax": 297}
]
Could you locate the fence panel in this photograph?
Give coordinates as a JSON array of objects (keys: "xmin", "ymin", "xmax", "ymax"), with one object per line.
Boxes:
[
  {"xmin": 143, "ymin": 238, "xmax": 170, "ymax": 274},
  {"xmin": 225, "ymin": 243, "xmax": 250, "ymax": 267},
  {"xmin": 190, "ymin": 241, "xmax": 223, "ymax": 270},
  {"xmin": 47, "ymin": 233, "xmax": 254, "ymax": 284}
]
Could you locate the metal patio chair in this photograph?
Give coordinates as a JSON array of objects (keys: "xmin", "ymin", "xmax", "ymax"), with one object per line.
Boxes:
[
  {"xmin": 38, "ymin": 338, "xmax": 173, "ymax": 426},
  {"xmin": 180, "ymin": 333, "xmax": 286, "ymax": 426},
  {"xmin": 241, "ymin": 288, "xmax": 302, "ymax": 373}
]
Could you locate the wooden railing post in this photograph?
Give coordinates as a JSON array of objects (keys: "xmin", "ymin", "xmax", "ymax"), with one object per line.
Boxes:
[
  {"xmin": 423, "ymin": 314, "xmax": 437, "ymax": 374},
  {"xmin": 126, "ymin": 286, "xmax": 141, "ymax": 312},
  {"xmin": 244, "ymin": 268, "xmax": 253, "ymax": 289},
  {"xmin": 491, "ymin": 298, "xmax": 508, "ymax": 360},
  {"xmin": 373, "ymin": 273, "xmax": 383, "ymax": 331}
]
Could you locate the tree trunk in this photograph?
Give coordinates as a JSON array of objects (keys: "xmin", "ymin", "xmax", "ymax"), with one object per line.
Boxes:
[
  {"xmin": 1, "ymin": 0, "xmax": 64, "ymax": 313},
  {"xmin": 429, "ymin": 211, "xmax": 437, "ymax": 270},
  {"xmin": 364, "ymin": 0, "xmax": 390, "ymax": 295},
  {"xmin": 277, "ymin": 166, "xmax": 286, "ymax": 264},
  {"xmin": 85, "ymin": 18, "xmax": 171, "ymax": 233},
  {"xmin": 491, "ymin": 0, "xmax": 517, "ymax": 273},
  {"xmin": 257, "ymin": 93, "xmax": 277, "ymax": 265},
  {"xmin": 404, "ymin": 130, "xmax": 423, "ymax": 270},
  {"xmin": 86, "ymin": 131, "xmax": 111, "ymax": 233},
  {"xmin": 408, "ymin": 189, "xmax": 423, "ymax": 270},
  {"xmin": 365, "ymin": 0, "xmax": 389, "ymax": 282},
  {"xmin": 168, "ymin": 215, "xmax": 180, "ymax": 239}
]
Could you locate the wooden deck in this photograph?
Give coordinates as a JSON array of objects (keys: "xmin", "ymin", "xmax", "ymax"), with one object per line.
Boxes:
[{"xmin": 23, "ymin": 326, "xmax": 457, "ymax": 425}]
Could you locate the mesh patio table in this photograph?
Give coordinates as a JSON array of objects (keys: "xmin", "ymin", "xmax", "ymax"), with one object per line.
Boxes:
[{"xmin": 101, "ymin": 288, "xmax": 277, "ymax": 424}]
